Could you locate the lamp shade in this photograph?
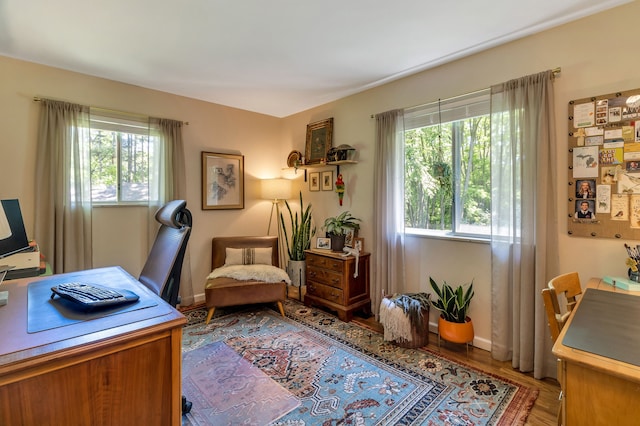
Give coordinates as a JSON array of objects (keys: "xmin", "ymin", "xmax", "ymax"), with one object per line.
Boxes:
[{"xmin": 261, "ymin": 178, "xmax": 292, "ymax": 201}]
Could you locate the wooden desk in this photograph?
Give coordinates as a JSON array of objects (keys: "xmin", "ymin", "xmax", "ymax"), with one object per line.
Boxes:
[
  {"xmin": 552, "ymin": 277, "xmax": 640, "ymax": 425},
  {"xmin": 0, "ymin": 266, "xmax": 186, "ymax": 425}
]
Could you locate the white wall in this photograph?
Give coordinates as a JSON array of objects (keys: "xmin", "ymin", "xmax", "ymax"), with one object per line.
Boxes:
[{"xmin": 1, "ymin": 1, "xmax": 639, "ymax": 351}]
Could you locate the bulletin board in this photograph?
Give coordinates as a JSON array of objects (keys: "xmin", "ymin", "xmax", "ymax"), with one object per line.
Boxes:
[{"xmin": 567, "ymin": 88, "xmax": 640, "ymax": 239}]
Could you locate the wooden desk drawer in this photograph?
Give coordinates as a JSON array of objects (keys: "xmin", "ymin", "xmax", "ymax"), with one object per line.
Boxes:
[
  {"xmin": 307, "ymin": 267, "xmax": 343, "ymax": 288},
  {"xmin": 307, "ymin": 281, "xmax": 343, "ymax": 304},
  {"xmin": 306, "ymin": 253, "xmax": 344, "ymax": 272}
]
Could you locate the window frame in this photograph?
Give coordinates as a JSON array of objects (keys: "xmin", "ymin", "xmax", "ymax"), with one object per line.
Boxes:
[
  {"xmin": 88, "ymin": 110, "xmax": 155, "ymax": 206},
  {"xmin": 403, "ymin": 89, "xmax": 491, "ymax": 241}
]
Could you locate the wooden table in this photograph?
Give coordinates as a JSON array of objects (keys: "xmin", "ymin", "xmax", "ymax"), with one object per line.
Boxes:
[
  {"xmin": 552, "ymin": 277, "xmax": 640, "ymax": 425},
  {"xmin": 0, "ymin": 266, "xmax": 186, "ymax": 425}
]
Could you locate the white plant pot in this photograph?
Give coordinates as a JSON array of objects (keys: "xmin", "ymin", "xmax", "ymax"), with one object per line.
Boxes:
[{"xmin": 287, "ymin": 260, "xmax": 306, "ymax": 290}]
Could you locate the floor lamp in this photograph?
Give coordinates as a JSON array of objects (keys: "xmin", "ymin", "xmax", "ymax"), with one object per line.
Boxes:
[{"xmin": 261, "ymin": 178, "xmax": 292, "ymax": 269}]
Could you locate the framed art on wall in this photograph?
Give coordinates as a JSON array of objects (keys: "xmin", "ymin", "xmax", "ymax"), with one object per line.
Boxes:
[
  {"xmin": 309, "ymin": 172, "xmax": 320, "ymax": 191},
  {"xmin": 201, "ymin": 151, "xmax": 244, "ymax": 210},
  {"xmin": 321, "ymin": 171, "xmax": 333, "ymax": 191},
  {"xmin": 305, "ymin": 118, "xmax": 333, "ymax": 164}
]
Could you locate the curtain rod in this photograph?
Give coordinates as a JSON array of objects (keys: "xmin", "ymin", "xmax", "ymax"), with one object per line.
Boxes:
[
  {"xmin": 32, "ymin": 96, "xmax": 189, "ymax": 125},
  {"xmin": 370, "ymin": 67, "xmax": 561, "ymax": 118}
]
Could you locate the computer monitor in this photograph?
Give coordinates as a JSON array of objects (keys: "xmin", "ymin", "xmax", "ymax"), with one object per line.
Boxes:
[{"xmin": 0, "ymin": 199, "xmax": 30, "ymax": 259}]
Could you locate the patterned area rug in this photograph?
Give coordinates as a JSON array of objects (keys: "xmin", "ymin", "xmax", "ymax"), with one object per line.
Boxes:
[
  {"xmin": 181, "ymin": 300, "xmax": 538, "ymax": 425},
  {"xmin": 182, "ymin": 341, "xmax": 300, "ymax": 425}
]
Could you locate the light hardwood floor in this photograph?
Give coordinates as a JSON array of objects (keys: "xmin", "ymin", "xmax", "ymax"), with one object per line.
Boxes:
[{"xmin": 351, "ymin": 314, "xmax": 561, "ymax": 426}]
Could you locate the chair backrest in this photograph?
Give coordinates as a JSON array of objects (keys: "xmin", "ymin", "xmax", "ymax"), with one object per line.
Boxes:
[
  {"xmin": 542, "ymin": 288, "xmax": 562, "ymax": 342},
  {"xmin": 211, "ymin": 236, "xmax": 278, "ymax": 270},
  {"xmin": 549, "ymin": 271, "xmax": 582, "ymax": 313},
  {"xmin": 139, "ymin": 200, "xmax": 192, "ymax": 307},
  {"xmin": 542, "ymin": 272, "xmax": 583, "ymax": 343}
]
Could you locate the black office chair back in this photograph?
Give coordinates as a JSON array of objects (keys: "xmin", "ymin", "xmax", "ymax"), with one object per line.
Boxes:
[{"xmin": 139, "ymin": 200, "xmax": 192, "ymax": 307}]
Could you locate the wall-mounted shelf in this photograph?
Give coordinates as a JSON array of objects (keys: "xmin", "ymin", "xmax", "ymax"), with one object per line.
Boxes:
[{"xmin": 284, "ymin": 160, "xmax": 358, "ymax": 181}]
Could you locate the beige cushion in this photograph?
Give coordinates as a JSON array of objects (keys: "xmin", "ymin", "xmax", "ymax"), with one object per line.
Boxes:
[{"xmin": 225, "ymin": 247, "xmax": 272, "ymax": 265}]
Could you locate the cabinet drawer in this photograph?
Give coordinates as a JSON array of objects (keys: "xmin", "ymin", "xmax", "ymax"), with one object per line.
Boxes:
[
  {"xmin": 307, "ymin": 281, "xmax": 343, "ymax": 304},
  {"xmin": 307, "ymin": 266, "xmax": 343, "ymax": 288},
  {"xmin": 306, "ymin": 253, "xmax": 344, "ymax": 273}
]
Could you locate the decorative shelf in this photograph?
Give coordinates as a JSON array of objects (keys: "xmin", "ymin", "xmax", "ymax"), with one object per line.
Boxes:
[{"xmin": 284, "ymin": 160, "xmax": 358, "ymax": 181}]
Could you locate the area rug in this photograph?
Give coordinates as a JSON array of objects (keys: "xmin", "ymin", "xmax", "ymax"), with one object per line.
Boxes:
[
  {"xmin": 182, "ymin": 340, "xmax": 300, "ymax": 425},
  {"xmin": 181, "ymin": 300, "xmax": 538, "ymax": 425}
]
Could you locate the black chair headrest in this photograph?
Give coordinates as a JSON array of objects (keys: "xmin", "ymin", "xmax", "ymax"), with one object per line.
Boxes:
[{"xmin": 155, "ymin": 200, "xmax": 191, "ymax": 229}]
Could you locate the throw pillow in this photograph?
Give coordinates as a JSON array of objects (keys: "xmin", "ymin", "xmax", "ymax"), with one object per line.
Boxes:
[{"xmin": 225, "ymin": 247, "xmax": 272, "ymax": 265}]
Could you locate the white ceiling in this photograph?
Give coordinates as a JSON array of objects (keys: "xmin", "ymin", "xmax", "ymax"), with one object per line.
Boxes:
[{"xmin": 0, "ymin": 0, "xmax": 631, "ymax": 117}]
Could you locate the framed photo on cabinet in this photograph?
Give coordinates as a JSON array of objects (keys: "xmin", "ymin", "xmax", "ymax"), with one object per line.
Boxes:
[{"xmin": 201, "ymin": 151, "xmax": 244, "ymax": 210}]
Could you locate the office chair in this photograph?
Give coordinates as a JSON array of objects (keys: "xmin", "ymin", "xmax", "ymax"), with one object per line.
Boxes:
[
  {"xmin": 139, "ymin": 199, "xmax": 192, "ymax": 307},
  {"xmin": 138, "ymin": 199, "xmax": 193, "ymax": 415}
]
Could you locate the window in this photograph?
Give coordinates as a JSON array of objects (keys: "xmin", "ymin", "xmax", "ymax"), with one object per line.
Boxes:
[
  {"xmin": 89, "ymin": 111, "xmax": 158, "ymax": 204},
  {"xmin": 404, "ymin": 90, "xmax": 491, "ymax": 238}
]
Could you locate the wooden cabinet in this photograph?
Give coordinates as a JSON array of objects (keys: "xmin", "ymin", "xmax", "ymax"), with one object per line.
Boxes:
[{"xmin": 304, "ymin": 249, "xmax": 371, "ymax": 321}]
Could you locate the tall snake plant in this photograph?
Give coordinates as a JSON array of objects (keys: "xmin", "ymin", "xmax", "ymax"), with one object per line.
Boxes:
[
  {"xmin": 429, "ymin": 276, "xmax": 474, "ymax": 323},
  {"xmin": 280, "ymin": 191, "xmax": 316, "ymax": 261}
]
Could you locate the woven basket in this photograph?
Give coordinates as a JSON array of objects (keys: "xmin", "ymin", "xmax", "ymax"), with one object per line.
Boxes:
[{"xmin": 380, "ymin": 297, "xmax": 429, "ymax": 349}]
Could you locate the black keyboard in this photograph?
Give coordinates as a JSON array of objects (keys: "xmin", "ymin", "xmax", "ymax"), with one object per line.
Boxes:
[{"xmin": 51, "ymin": 282, "xmax": 139, "ymax": 311}]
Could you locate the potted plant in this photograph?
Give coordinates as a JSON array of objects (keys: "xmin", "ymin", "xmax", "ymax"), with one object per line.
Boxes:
[
  {"xmin": 322, "ymin": 211, "xmax": 361, "ymax": 252},
  {"xmin": 429, "ymin": 276, "xmax": 475, "ymax": 345},
  {"xmin": 280, "ymin": 191, "xmax": 316, "ymax": 288}
]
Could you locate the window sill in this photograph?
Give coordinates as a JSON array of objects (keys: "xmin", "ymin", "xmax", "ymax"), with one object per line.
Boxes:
[{"xmin": 405, "ymin": 228, "xmax": 490, "ymax": 244}]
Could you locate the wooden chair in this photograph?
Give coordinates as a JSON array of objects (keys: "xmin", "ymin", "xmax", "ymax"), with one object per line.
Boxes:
[
  {"xmin": 547, "ymin": 272, "xmax": 583, "ymax": 336},
  {"xmin": 542, "ymin": 271, "xmax": 582, "ymax": 426}
]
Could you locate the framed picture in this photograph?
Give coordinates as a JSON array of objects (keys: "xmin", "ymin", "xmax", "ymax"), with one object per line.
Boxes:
[
  {"xmin": 305, "ymin": 118, "xmax": 333, "ymax": 164},
  {"xmin": 201, "ymin": 151, "xmax": 244, "ymax": 210},
  {"xmin": 316, "ymin": 237, "xmax": 331, "ymax": 250},
  {"xmin": 309, "ymin": 172, "xmax": 320, "ymax": 191},
  {"xmin": 321, "ymin": 171, "xmax": 333, "ymax": 191},
  {"xmin": 354, "ymin": 237, "xmax": 364, "ymax": 252},
  {"xmin": 344, "ymin": 228, "xmax": 356, "ymax": 248}
]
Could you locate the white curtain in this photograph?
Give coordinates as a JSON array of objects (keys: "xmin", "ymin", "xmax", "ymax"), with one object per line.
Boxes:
[
  {"xmin": 490, "ymin": 70, "xmax": 559, "ymax": 379},
  {"xmin": 34, "ymin": 99, "xmax": 93, "ymax": 273},
  {"xmin": 372, "ymin": 109, "xmax": 406, "ymax": 318},
  {"xmin": 148, "ymin": 118, "xmax": 194, "ymax": 306}
]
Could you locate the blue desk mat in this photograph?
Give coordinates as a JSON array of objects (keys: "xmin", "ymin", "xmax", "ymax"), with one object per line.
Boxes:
[
  {"xmin": 562, "ymin": 288, "xmax": 640, "ymax": 367},
  {"xmin": 27, "ymin": 274, "xmax": 158, "ymax": 333}
]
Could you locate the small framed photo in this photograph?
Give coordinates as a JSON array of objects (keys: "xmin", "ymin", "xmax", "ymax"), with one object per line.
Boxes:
[
  {"xmin": 305, "ymin": 118, "xmax": 333, "ymax": 164},
  {"xmin": 321, "ymin": 171, "xmax": 333, "ymax": 191},
  {"xmin": 344, "ymin": 228, "xmax": 356, "ymax": 247},
  {"xmin": 309, "ymin": 172, "xmax": 320, "ymax": 191},
  {"xmin": 354, "ymin": 237, "xmax": 364, "ymax": 252},
  {"xmin": 316, "ymin": 237, "xmax": 331, "ymax": 250},
  {"xmin": 201, "ymin": 151, "xmax": 244, "ymax": 210}
]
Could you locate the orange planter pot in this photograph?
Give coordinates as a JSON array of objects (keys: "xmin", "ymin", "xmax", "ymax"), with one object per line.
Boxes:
[{"xmin": 438, "ymin": 315, "xmax": 474, "ymax": 344}]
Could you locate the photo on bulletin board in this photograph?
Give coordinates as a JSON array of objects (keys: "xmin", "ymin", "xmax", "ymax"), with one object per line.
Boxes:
[
  {"xmin": 574, "ymin": 200, "xmax": 596, "ymax": 219},
  {"xmin": 576, "ymin": 179, "xmax": 596, "ymax": 199}
]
